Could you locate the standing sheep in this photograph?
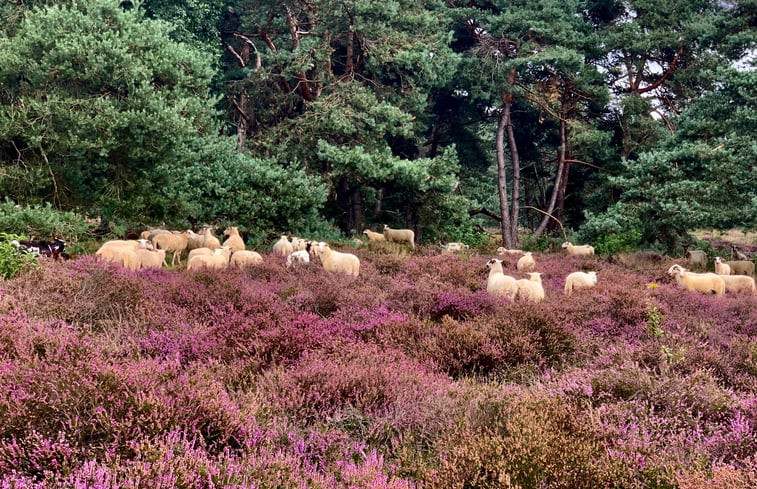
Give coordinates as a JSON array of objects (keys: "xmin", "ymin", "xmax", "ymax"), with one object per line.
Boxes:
[
  {"xmin": 273, "ymin": 235, "xmax": 294, "ymax": 257},
  {"xmin": 383, "ymin": 225, "xmax": 415, "ymax": 249},
  {"xmin": 222, "ymin": 227, "xmax": 246, "ymax": 252},
  {"xmin": 95, "ymin": 246, "xmax": 139, "ymax": 270},
  {"xmin": 136, "ymin": 249, "xmax": 166, "ymax": 270},
  {"xmin": 187, "ymin": 248, "xmax": 230, "ymax": 271},
  {"xmin": 564, "ymin": 271, "xmax": 598, "ymax": 296},
  {"xmin": 152, "ymin": 231, "xmax": 191, "ymax": 267},
  {"xmin": 731, "ymin": 245, "xmax": 749, "ymax": 261},
  {"xmin": 516, "ymin": 252, "xmax": 536, "ymax": 272},
  {"xmin": 316, "ymin": 242, "xmax": 360, "ymax": 277},
  {"xmin": 714, "ymin": 257, "xmax": 731, "ymax": 275},
  {"xmin": 667, "ymin": 264, "xmax": 725, "ymax": 295},
  {"xmin": 230, "ymin": 250, "xmax": 263, "ymax": 268},
  {"xmin": 362, "ymin": 229, "xmax": 386, "ymax": 242},
  {"xmin": 720, "ymin": 274, "xmax": 756, "ymax": 295},
  {"xmin": 440, "ymin": 242, "xmax": 469, "ymax": 254},
  {"xmin": 485, "ymin": 258, "xmax": 518, "ymax": 300},
  {"xmin": 561, "ymin": 242, "xmax": 595, "ymax": 256},
  {"xmin": 516, "ymin": 272, "xmax": 545, "ymax": 303},
  {"xmin": 200, "ymin": 227, "xmax": 221, "ymax": 250},
  {"xmin": 683, "ymin": 250, "xmax": 707, "ymax": 271},
  {"xmin": 724, "ymin": 260, "xmax": 755, "ymax": 278}
]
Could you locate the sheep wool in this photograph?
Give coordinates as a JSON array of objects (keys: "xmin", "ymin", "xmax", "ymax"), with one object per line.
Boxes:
[
  {"xmin": 724, "ymin": 260, "xmax": 755, "ymax": 278},
  {"xmin": 667, "ymin": 264, "xmax": 725, "ymax": 296},
  {"xmin": 383, "ymin": 225, "xmax": 415, "ymax": 249},
  {"xmin": 516, "ymin": 272, "xmax": 545, "ymax": 303},
  {"xmin": 316, "ymin": 242, "xmax": 360, "ymax": 277},
  {"xmin": 714, "ymin": 257, "xmax": 731, "ymax": 275},
  {"xmin": 136, "ymin": 249, "xmax": 166, "ymax": 270},
  {"xmin": 561, "ymin": 242, "xmax": 595, "ymax": 256},
  {"xmin": 273, "ymin": 236, "xmax": 294, "ymax": 257},
  {"xmin": 230, "ymin": 250, "xmax": 263, "ymax": 268},
  {"xmin": 362, "ymin": 229, "xmax": 386, "ymax": 242},
  {"xmin": 152, "ymin": 231, "xmax": 191, "ymax": 267},
  {"xmin": 516, "ymin": 252, "xmax": 536, "ymax": 272},
  {"xmin": 485, "ymin": 258, "xmax": 518, "ymax": 300},
  {"xmin": 223, "ymin": 227, "xmax": 246, "ymax": 252},
  {"xmin": 719, "ymin": 274, "xmax": 756, "ymax": 295},
  {"xmin": 564, "ymin": 271, "xmax": 598, "ymax": 296}
]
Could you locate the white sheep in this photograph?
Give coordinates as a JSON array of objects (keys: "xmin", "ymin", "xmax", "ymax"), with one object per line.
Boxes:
[
  {"xmin": 184, "ymin": 229, "xmax": 206, "ymax": 251},
  {"xmin": 516, "ymin": 272, "xmax": 545, "ymax": 303},
  {"xmin": 272, "ymin": 235, "xmax": 294, "ymax": 257},
  {"xmin": 719, "ymin": 274, "xmax": 756, "ymax": 295},
  {"xmin": 140, "ymin": 229, "xmax": 170, "ymax": 241},
  {"xmin": 200, "ymin": 227, "xmax": 221, "ymax": 250},
  {"xmin": 485, "ymin": 258, "xmax": 518, "ymax": 300},
  {"xmin": 440, "ymin": 242, "xmax": 469, "ymax": 254},
  {"xmin": 187, "ymin": 248, "xmax": 230, "ymax": 271},
  {"xmin": 383, "ymin": 225, "xmax": 415, "ymax": 249},
  {"xmin": 152, "ymin": 231, "xmax": 191, "ymax": 267},
  {"xmin": 496, "ymin": 247, "xmax": 525, "ymax": 256},
  {"xmin": 561, "ymin": 242, "xmax": 595, "ymax": 256},
  {"xmin": 286, "ymin": 249, "xmax": 311, "ymax": 269},
  {"xmin": 136, "ymin": 249, "xmax": 166, "ymax": 270},
  {"xmin": 361, "ymin": 229, "xmax": 386, "ymax": 242},
  {"xmin": 222, "ymin": 227, "xmax": 246, "ymax": 252},
  {"xmin": 564, "ymin": 271, "xmax": 598, "ymax": 296},
  {"xmin": 316, "ymin": 242, "xmax": 360, "ymax": 277},
  {"xmin": 516, "ymin": 252, "xmax": 535, "ymax": 272},
  {"xmin": 98, "ymin": 239, "xmax": 152, "ymax": 252},
  {"xmin": 684, "ymin": 250, "xmax": 707, "ymax": 270},
  {"xmin": 724, "ymin": 260, "xmax": 755, "ymax": 278},
  {"xmin": 714, "ymin": 257, "xmax": 731, "ymax": 275},
  {"xmin": 95, "ymin": 246, "xmax": 139, "ymax": 270},
  {"xmin": 667, "ymin": 264, "xmax": 725, "ymax": 295},
  {"xmin": 291, "ymin": 237, "xmax": 308, "ymax": 251},
  {"xmin": 230, "ymin": 250, "xmax": 263, "ymax": 268}
]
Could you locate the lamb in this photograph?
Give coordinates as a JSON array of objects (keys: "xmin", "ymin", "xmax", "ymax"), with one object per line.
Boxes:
[
  {"xmin": 383, "ymin": 225, "xmax": 415, "ymax": 249},
  {"xmin": 731, "ymin": 245, "xmax": 748, "ymax": 261},
  {"xmin": 286, "ymin": 245, "xmax": 313, "ymax": 269},
  {"xmin": 272, "ymin": 235, "xmax": 294, "ymax": 257},
  {"xmin": 362, "ymin": 229, "xmax": 386, "ymax": 242},
  {"xmin": 187, "ymin": 248, "xmax": 230, "ymax": 271},
  {"xmin": 222, "ymin": 227, "xmax": 246, "ymax": 252},
  {"xmin": 485, "ymin": 258, "xmax": 518, "ymax": 300},
  {"xmin": 496, "ymin": 247, "xmax": 525, "ymax": 256},
  {"xmin": 667, "ymin": 264, "xmax": 725, "ymax": 295},
  {"xmin": 684, "ymin": 250, "xmax": 707, "ymax": 271},
  {"xmin": 95, "ymin": 246, "xmax": 139, "ymax": 270},
  {"xmin": 719, "ymin": 274, "xmax": 756, "ymax": 295},
  {"xmin": 516, "ymin": 252, "xmax": 536, "ymax": 272},
  {"xmin": 714, "ymin": 257, "xmax": 731, "ymax": 275},
  {"xmin": 316, "ymin": 242, "xmax": 360, "ymax": 277},
  {"xmin": 152, "ymin": 231, "xmax": 191, "ymax": 267},
  {"xmin": 516, "ymin": 272, "xmax": 545, "ymax": 303},
  {"xmin": 564, "ymin": 271, "xmax": 598, "ymax": 296},
  {"xmin": 230, "ymin": 250, "xmax": 263, "ymax": 268},
  {"xmin": 136, "ymin": 249, "xmax": 166, "ymax": 270},
  {"xmin": 724, "ymin": 260, "xmax": 755, "ymax": 278},
  {"xmin": 561, "ymin": 242, "xmax": 595, "ymax": 256}
]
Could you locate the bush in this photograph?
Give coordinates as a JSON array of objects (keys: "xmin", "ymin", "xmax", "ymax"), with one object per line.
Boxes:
[
  {"xmin": 0, "ymin": 233, "xmax": 37, "ymax": 279},
  {"xmin": 593, "ymin": 229, "xmax": 642, "ymax": 255},
  {"xmin": 0, "ymin": 200, "xmax": 92, "ymax": 241}
]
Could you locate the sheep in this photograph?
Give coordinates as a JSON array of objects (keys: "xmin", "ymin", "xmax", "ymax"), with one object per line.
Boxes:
[
  {"xmin": 222, "ymin": 227, "xmax": 246, "ymax": 252},
  {"xmin": 95, "ymin": 246, "xmax": 139, "ymax": 270},
  {"xmin": 383, "ymin": 225, "xmax": 415, "ymax": 249},
  {"xmin": 724, "ymin": 260, "xmax": 755, "ymax": 278},
  {"xmin": 496, "ymin": 247, "xmax": 525, "ymax": 256},
  {"xmin": 714, "ymin": 257, "xmax": 731, "ymax": 275},
  {"xmin": 200, "ymin": 227, "xmax": 221, "ymax": 250},
  {"xmin": 273, "ymin": 235, "xmax": 294, "ymax": 257},
  {"xmin": 719, "ymin": 274, "xmax": 756, "ymax": 295},
  {"xmin": 136, "ymin": 249, "xmax": 166, "ymax": 270},
  {"xmin": 188, "ymin": 247, "xmax": 214, "ymax": 261},
  {"xmin": 152, "ymin": 231, "xmax": 191, "ymax": 267},
  {"xmin": 516, "ymin": 252, "xmax": 536, "ymax": 272},
  {"xmin": 316, "ymin": 242, "xmax": 360, "ymax": 277},
  {"xmin": 230, "ymin": 250, "xmax": 263, "ymax": 268},
  {"xmin": 362, "ymin": 229, "xmax": 386, "ymax": 242},
  {"xmin": 515, "ymin": 272, "xmax": 545, "ymax": 303},
  {"xmin": 485, "ymin": 258, "xmax": 518, "ymax": 300},
  {"xmin": 683, "ymin": 250, "xmax": 707, "ymax": 271},
  {"xmin": 440, "ymin": 242, "xmax": 469, "ymax": 254},
  {"xmin": 187, "ymin": 248, "xmax": 230, "ymax": 271},
  {"xmin": 731, "ymin": 245, "xmax": 749, "ymax": 261},
  {"xmin": 140, "ymin": 229, "xmax": 171, "ymax": 241},
  {"xmin": 667, "ymin": 264, "xmax": 725, "ymax": 295},
  {"xmin": 184, "ymin": 229, "xmax": 206, "ymax": 251},
  {"xmin": 291, "ymin": 237, "xmax": 309, "ymax": 251},
  {"xmin": 561, "ymin": 241, "xmax": 595, "ymax": 256},
  {"xmin": 98, "ymin": 239, "xmax": 152, "ymax": 252},
  {"xmin": 564, "ymin": 271, "xmax": 598, "ymax": 296}
]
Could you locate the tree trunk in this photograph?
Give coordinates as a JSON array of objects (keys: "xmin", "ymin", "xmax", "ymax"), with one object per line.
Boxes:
[
  {"xmin": 496, "ymin": 103, "xmax": 513, "ymax": 248},
  {"xmin": 351, "ymin": 186, "xmax": 363, "ymax": 235},
  {"xmin": 504, "ymin": 75, "xmax": 520, "ymax": 247},
  {"xmin": 374, "ymin": 188, "xmax": 383, "ymax": 215},
  {"xmin": 533, "ymin": 116, "xmax": 566, "ymax": 239}
]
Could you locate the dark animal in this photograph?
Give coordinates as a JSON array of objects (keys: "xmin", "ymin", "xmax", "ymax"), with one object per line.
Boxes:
[{"xmin": 15, "ymin": 238, "xmax": 69, "ymax": 260}]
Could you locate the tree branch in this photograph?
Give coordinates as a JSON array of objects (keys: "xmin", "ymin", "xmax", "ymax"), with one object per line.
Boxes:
[
  {"xmin": 468, "ymin": 207, "xmax": 502, "ymax": 222},
  {"xmin": 638, "ymin": 45, "xmax": 685, "ymax": 95}
]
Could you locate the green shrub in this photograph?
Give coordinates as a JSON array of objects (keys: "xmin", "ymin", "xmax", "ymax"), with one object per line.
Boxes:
[
  {"xmin": 0, "ymin": 200, "xmax": 92, "ymax": 241},
  {"xmin": 593, "ymin": 229, "xmax": 642, "ymax": 255},
  {"xmin": 0, "ymin": 233, "xmax": 38, "ymax": 279}
]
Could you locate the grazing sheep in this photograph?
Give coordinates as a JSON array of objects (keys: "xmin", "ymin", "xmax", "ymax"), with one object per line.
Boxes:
[
  {"xmin": 485, "ymin": 258, "xmax": 518, "ymax": 300},
  {"xmin": 363, "ymin": 229, "xmax": 386, "ymax": 242},
  {"xmin": 561, "ymin": 242, "xmax": 595, "ymax": 256},
  {"xmin": 720, "ymin": 274, "xmax": 756, "ymax": 294},
  {"xmin": 316, "ymin": 242, "xmax": 360, "ymax": 277},
  {"xmin": 516, "ymin": 272, "xmax": 545, "ymax": 303},
  {"xmin": 222, "ymin": 227, "xmax": 246, "ymax": 252},
  {"xmin": 383, "ymin": 225, "xmax": 415, "ymax": 249},
  {"xmin": 230, "ymin": 250, "xmax": 263, "ymax": 268},
  {"xmin": 564, "ymin": 271, "xmax": 598, "ymax": 296},
  {"xmin": 724, "ymin": 260, "xmax": 755, "ymax": 278},
  {"xmin": 496, "ymin": 247, "xmax": 525, "ymax": 256},
  {"xmin": 731, "ymin": 245, "xmax": 749, "ymax": 261},
  {"xmin": 187, "ymin": 248, "xmax": 230, "ymax": 271},
  {"xmin": 516, "ymin": 252, "xmax": 536, "ymax": 272},
  {"xmin": 152, "ymin": 231, "xmax": 191, "ymax": 267},
  {"xmin": 440, "ymin": 242, "xmax": 469, "ymax": 254},
  {"xmin": 273, "ymin": 235, "xmax": 294, "ymax": 257},
  {"xmin": 136, "ymin": 249, "xmax": 166, "ymax": 270},
  {"xmin": 684, "ymin": 250, "xmax": 707, "ymax": 271},
  {"xmin": 714, "ymin": 257, "xmax": 731, "ymax": 275},
  {"xmin": 95, "ymin": 246, "xmax": 139, "ymax": 270},
  {"xmin": 667, "ymin": 264, "xmax": 725, "ymax": 295}
]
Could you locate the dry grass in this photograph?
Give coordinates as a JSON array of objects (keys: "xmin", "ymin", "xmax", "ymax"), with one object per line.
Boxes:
[{"xmin": 693, "ymin": 229, "xmax": 757, "ymax": 246}]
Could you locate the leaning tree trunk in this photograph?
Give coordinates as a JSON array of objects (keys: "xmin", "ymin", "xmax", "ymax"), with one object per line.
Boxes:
[
  {"xmin": 532, "ymin": 115, "xmax": 567, "ymax": 239},
  {"xmin": 495, "ymin": 102, "xmax": 514, "ymax": 249}
]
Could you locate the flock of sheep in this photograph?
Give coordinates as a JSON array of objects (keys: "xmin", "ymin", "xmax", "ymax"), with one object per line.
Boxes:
[{"xmin": 92, "ymin": 226, "xmax": 755, "ymax": 299}]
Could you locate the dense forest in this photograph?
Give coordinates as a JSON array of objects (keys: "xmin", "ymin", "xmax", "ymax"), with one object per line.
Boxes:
[{"xmin": 0, "ymin": 0, "xmax": 755, "ymax": 250}]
